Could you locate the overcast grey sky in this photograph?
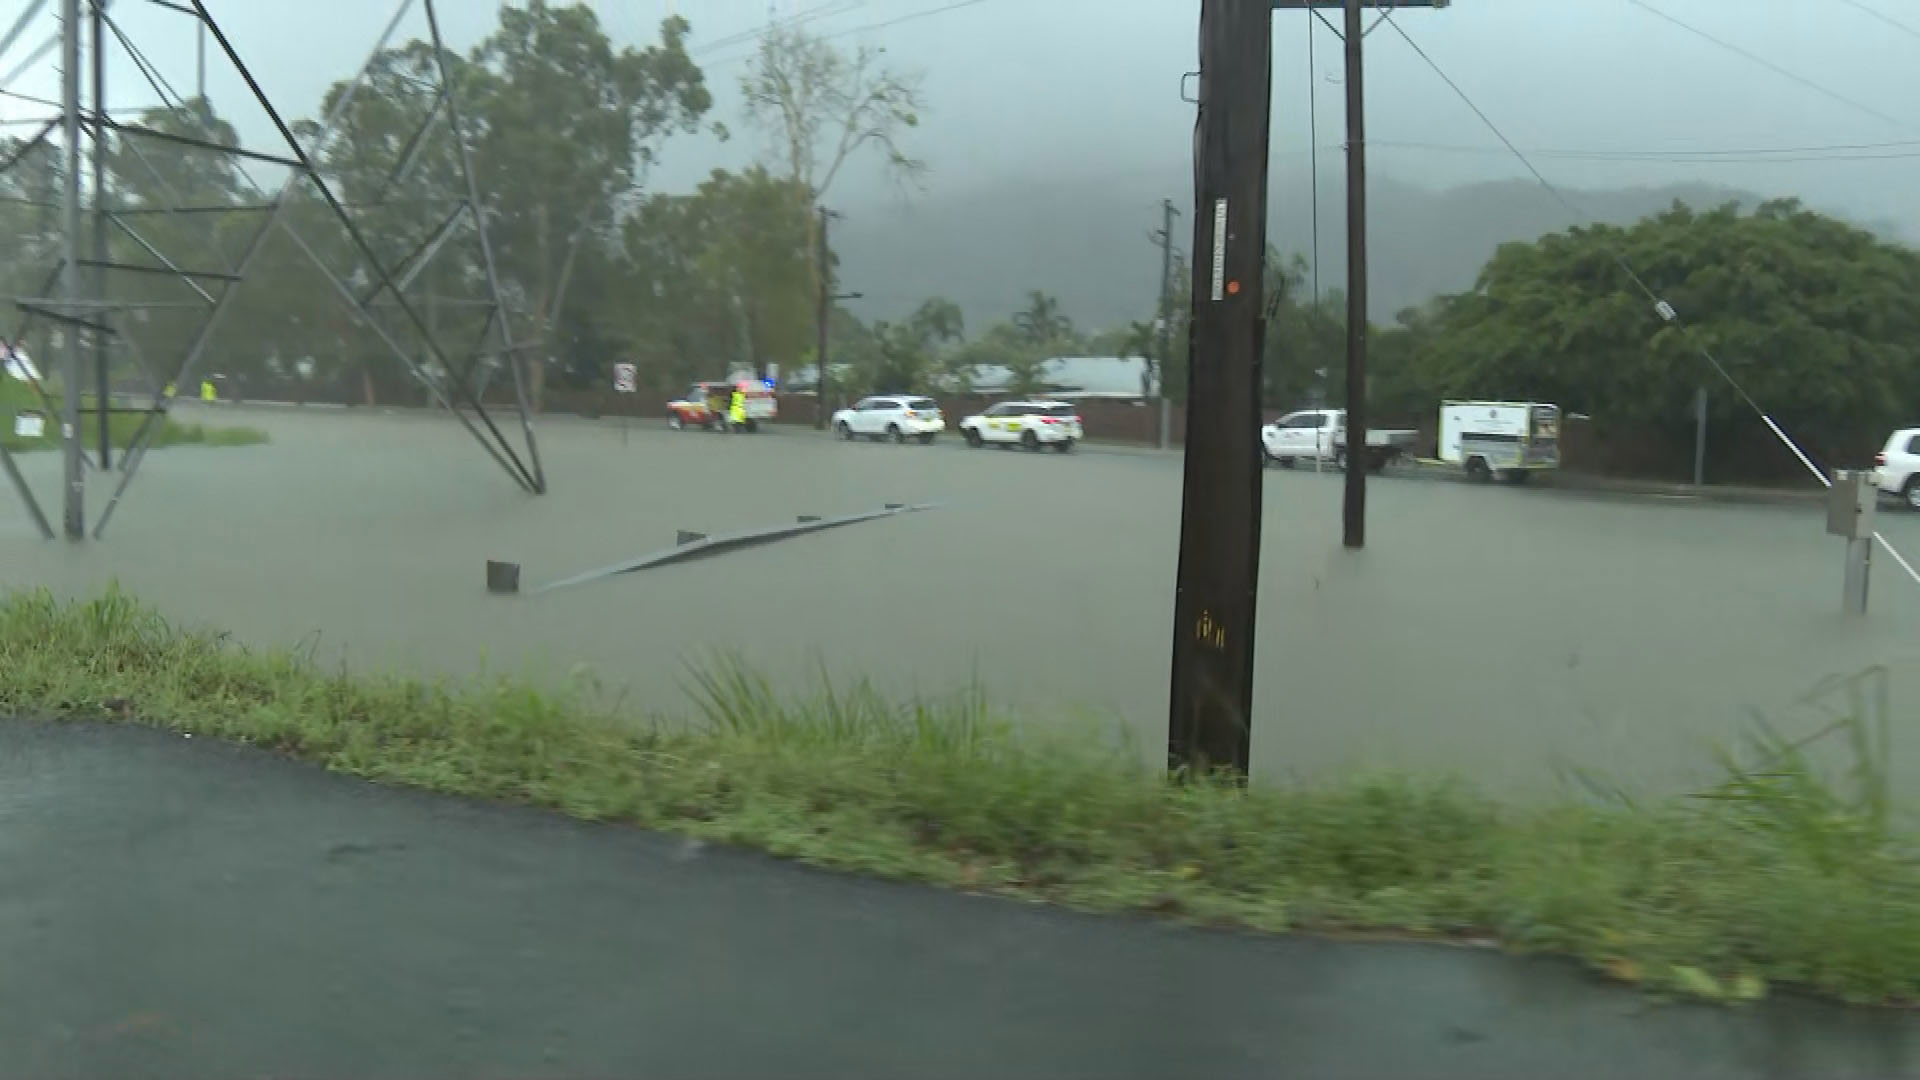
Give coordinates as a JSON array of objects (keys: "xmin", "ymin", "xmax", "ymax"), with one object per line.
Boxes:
[{"xmin": 7, "ymin": 0, "xmax": 1920, "ymax": 231}]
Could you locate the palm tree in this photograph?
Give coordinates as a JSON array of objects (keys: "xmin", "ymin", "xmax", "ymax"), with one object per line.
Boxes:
[{"xmin": 1011, "ymin": 290, "xmax": 1074, "ymax": 347}]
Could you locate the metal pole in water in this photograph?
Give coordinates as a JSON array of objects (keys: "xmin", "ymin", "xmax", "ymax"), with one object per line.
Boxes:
[
  {"xmin": 59, "ymin": 0, "xmax": 83, "ymax": 540},
  {"xmin": 1844, "ymin": 537, "xmax": 1872, "ymax": 616},
  {"xmin": 90, "ymin": 0, "xmax": 108, "ymax": 471},
  {"xmin": 1693, "ymin": 384, "xmax": 1707, "ymax": 487}
]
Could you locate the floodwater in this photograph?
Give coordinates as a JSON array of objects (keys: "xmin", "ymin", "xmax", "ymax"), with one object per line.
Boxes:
[{"xmin": 3, "ymin": 403, "xmax": 1917, "ymax": 797}]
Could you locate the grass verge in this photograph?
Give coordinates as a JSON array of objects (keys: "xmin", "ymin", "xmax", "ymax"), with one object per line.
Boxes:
[
  {"xmin": 1, "ymin": 383, "xmax": 268, "ymax": 452},
  {"xmin": 0, "ymin": 586, "xmax": 1915, "ymax": 1008}
]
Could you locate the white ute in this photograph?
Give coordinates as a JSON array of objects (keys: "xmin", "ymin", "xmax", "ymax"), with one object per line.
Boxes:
[{"xmin": 1260, "ymin": 408, "xmax": 1415, "ymax": 472}]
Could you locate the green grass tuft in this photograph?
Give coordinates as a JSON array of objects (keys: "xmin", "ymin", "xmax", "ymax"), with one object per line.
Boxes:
[
  {"xmin": 0, "ymin": 586, "xmax": 1914, "ymax": 1007},
  {"xmin": 0, "ymin": 382, "xmax": 267, "ymax": 452}
]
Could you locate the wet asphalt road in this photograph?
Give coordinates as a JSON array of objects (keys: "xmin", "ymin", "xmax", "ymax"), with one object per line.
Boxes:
[{"xmin": 2, "ymin": 720, "xmax": 1915, "ymax": 1079}]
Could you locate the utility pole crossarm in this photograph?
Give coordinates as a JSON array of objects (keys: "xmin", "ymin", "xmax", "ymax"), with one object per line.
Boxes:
[{"xmin": 1271, "ymin": 0, "xmax": 1448, "ymax": 7}]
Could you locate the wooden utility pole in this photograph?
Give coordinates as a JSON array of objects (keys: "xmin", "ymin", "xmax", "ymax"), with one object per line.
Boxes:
[
  {"xmin": 1278, "ymin": 0, "xmax": 1450, "ymax": 546},
  {"xmin": 1167, "ymin": 0, "xmax": 1272, "ymax": 776},
  {"xmin": 1153, "ymin": 197, "xmax": 1178, "ymax": 449},
  {"xmin": 1340, "ymin": 0, "xmax": 1369, "ymax": 548}
]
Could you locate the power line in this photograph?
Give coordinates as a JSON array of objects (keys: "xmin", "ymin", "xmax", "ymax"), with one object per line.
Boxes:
[
  {"xmin": 690, "ymin": 0, "xmax": 865, "ymax": 59},
  {"xmin": 1623, "ymin": 0, "xmax": 1904, "ymax": 129},
  {"xmin": 1835, "ymin": 0, "xmax": 1920, "ymax": 42},
  {"xmin": 705, "ymin": 0, "xmax": 993, "ymax": 68},
  {"xmin": 1379, "ymin": 8, "xmax": 1920, "ymax": 586},
  {"xmin": 1368, "ymin": 136, "xmax": 1920, "ymax": 164},
  {"xmin": 818, "ymin": 0, "xmax": 993, "ymax": 43}
]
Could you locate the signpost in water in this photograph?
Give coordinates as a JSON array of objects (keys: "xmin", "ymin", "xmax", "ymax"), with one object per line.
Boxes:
[{"xmin": 614, "ymin": 363, "xmax": 636, "ymax": 445}]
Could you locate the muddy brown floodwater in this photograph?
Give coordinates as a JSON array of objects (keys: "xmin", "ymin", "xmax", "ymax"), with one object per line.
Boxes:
[{"xmin": 3, "ymin": 403, "xmax": 1917, "ymax": 798}]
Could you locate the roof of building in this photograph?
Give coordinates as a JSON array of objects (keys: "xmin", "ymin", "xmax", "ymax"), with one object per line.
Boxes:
[{"xmin": 949, "ymin": 355, "xmax": 1157, "ymax": 398}]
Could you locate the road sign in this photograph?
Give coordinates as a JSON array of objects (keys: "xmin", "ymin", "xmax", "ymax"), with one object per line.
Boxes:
[{"xmin": 613, "ymin": 363, "xmax": 636, "ymax": 393}]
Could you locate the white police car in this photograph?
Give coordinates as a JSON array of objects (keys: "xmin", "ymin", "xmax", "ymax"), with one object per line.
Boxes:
[{"xmin": 958, "ymin": 400, "xmax": 1083, "ymax": 452}]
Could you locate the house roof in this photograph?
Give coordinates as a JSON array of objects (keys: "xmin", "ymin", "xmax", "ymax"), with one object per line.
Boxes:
[{"xmin": 948, "ymin": 355, "xmax": 1157, "ymax": 397}]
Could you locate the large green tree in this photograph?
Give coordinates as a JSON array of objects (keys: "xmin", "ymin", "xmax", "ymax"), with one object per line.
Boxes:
[
  {"xmin": 303, "ymin": 4, "xmax": 712, "ymax": 404},
  {"xmin": 1423, "ymin": 199, "xmax": 1920, "ymax": 452},
  {"xmin": 854, "ymin": 297, "xmax": 963, "ymax": 394},
  {"xmin": 615, "ymin": 166, "xmax": 815, "ymax": 388},
  {"xmin": 464, "ymin": 5, "xmax": 710, "ymax": 393}
]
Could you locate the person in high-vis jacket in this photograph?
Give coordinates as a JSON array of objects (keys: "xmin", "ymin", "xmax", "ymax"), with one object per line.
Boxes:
[{"xmin": 729, "ymin": 384, "xmax": 747, "ymax": 430}]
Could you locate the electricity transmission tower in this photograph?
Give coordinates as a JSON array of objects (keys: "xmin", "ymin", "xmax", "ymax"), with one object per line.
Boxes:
[{"xmin": 0, "ymin": 0, "xmax": 544, "ymax": 543}]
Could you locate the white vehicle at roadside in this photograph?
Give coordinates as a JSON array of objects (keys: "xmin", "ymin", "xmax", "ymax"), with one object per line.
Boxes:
[
  {"xmin": 1439, "ymin": 400, "xmax": 1561, "ymax": 483},
  {"xmin": 832, "ymin": 395, "xmax": 945, "ymax": 444},
  {"xmin": 1260, "ymin": 408, "xmax": 1415, "ymax": 472},
  {"xmin": 1873, "ymin": 428, "xmax": 1920, "ymax": 509},
  {"xmin": 958, "ymin": 400, "xmax": 1083, "ymax": 452}
]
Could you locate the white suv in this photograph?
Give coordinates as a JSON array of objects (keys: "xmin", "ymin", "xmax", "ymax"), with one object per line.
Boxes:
[
  {"xmin": 958, "ymin": 401, "xmax": 1083, "ymax": 452},
  {"xmin": 1874, "ymin": 428, "xmax": 1920, "ymax": 509},
  {"xmin": 832, "ymin": 396, "xmax": 945, "ymax": 444}
]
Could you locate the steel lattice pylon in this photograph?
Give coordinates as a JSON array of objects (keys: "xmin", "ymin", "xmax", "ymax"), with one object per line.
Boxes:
[{"xmin": 0, "ymin": 0, "xmax": 545, "ymax": 543}]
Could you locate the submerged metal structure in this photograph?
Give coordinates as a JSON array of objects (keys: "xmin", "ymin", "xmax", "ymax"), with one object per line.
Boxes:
[{"xmin": 0, "ymin": 0, "xmax": 544, "ymax": 542}]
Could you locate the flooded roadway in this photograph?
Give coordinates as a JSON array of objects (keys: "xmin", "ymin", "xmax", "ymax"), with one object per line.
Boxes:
[{"xmin": 3, "ymin": 403, "xmax": 1916, "ymax": 797}]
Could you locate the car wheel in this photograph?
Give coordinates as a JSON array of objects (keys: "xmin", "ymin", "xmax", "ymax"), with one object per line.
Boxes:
[
  {"xmin": 1465, "ymin": 457, "xmax": 1492, "ymax": 482},
  {"xmin": 918, "ymin": 433, "xmax": 935, "ymax": 445},
  {"xmin": 1021, "ymin": 429, "xmax": 1039, "ymax": 452},
  {"xmin": 1277, "ymin": 456, "xmax": 1295, "ymax": 470},
  {"xmin": 745, "ymin": 420, "xmax": 759, "ymax": 433},
  {"xmin": 836, "ymin": 421, "xmax": 853, "ymax": 441},
  {"xmin": 965, "ymin": 429, "xmax": 983, "ymax": 448},
  {"xmin": 888, "ymin": 424, "xmax": 904, "ymax": 444},
  {"xmin": 1053, "ymin": 438, "xmax": 1074, "ymax": 454},
  {"xmin": 1903, "ymin": 476, "xmax": 1920, "ymax": 511},
  {"xmin": 1332, "ymin": 448, "xmax": 1348, "ymax": 472}
]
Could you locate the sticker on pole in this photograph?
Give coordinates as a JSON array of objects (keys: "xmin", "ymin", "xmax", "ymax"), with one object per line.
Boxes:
[
  {"xmin": 613, "ymin": 363, "xmax": 636, "ymax": 394},
  {"xmin": 1209, "ymin": 198, "xmax": 1228, "ymax": 301}
]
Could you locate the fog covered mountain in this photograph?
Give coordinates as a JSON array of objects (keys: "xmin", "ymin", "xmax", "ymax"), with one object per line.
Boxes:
[{"xmin": 832, "ymin": 165, "xmax": 1774, "ymax": 335}]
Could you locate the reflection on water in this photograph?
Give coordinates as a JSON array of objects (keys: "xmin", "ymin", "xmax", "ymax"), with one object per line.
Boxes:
[{"xmin": 2, "ymin": 403, "xmax": 1916, "ymax": 798}]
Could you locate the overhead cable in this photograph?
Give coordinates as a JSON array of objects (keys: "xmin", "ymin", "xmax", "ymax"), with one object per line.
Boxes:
[
  {"xmin": 1381, "ymin": 9, "xmax": 1920, "ymax": 585},
  {"xmin": 1623, "ymin": 0, "xmax": 1903, "ymax": 129}
]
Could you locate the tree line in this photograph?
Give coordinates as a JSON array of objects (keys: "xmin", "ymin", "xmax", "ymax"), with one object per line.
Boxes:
[{"xmin": 4, "ymin": 1, "xmax": 1916, "ymax": 471}]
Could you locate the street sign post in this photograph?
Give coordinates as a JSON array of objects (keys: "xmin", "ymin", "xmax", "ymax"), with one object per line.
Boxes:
[{"xmin": 613, "ymin": 362, "xmax": 636, "ymax": 445}]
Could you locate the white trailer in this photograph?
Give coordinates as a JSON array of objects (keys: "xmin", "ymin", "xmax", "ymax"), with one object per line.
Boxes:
[{"xmin": 1439, "ymin": 400, "xmax": 1561, "ymax": 483}]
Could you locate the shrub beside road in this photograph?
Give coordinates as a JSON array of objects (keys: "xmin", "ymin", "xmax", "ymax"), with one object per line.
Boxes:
[{"xmin": 0, "ymin": 586, "xmax": 1914, "ymax": 1007}]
